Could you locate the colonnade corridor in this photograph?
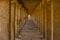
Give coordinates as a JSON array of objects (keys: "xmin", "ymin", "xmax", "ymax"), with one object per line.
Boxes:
[{"xmin": 0, "ymin": 0, "xmax": 60, "ymax": 40}]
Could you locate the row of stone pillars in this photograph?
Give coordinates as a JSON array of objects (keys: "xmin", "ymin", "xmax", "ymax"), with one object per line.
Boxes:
[{"xmin": 0, "ymin": 0, "xmax": 53, "ymax": 40}]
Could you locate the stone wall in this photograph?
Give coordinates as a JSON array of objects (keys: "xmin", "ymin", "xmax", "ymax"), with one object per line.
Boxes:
[{"xmin": 54, "ymin": 0, "xmax": 60, "ymax": 40}]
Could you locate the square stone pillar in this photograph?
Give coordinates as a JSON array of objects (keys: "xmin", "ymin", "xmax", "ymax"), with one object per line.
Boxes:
[{"xmin": 0, "ymin": 0, "xmax": 9, "ymax": 40}]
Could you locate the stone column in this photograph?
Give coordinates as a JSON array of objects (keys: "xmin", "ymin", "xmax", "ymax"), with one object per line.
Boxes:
[{"xmin": 0, "ymin": 0, "xmax": 9, "ymax": 40}]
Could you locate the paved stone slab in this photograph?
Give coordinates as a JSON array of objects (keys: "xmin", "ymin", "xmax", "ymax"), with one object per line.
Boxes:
[{"xmin": 16, "ymin": 20, "xmax": 43, "ymax": 40}]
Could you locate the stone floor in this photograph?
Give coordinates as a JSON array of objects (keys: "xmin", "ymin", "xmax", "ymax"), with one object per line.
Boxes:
[{"xmin": 15, "ymin": 19, "xmax": 44, "ymax": 40}]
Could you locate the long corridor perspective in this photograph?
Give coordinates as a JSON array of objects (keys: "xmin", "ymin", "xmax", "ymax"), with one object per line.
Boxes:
[{"xmin": 0, "ymin": 0, "xmax": 60, "ymax": 40}]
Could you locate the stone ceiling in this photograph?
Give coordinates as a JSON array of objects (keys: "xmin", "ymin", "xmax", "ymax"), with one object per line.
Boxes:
[{"xmin": 17, "ymin": 0, "xmax": 42, "ymax": 14}]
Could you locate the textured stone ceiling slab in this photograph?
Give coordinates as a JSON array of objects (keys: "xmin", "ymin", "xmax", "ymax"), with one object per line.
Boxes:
[{"xmin": 17, "ymin": 0, "xmax": 41, "ymax": 14}]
